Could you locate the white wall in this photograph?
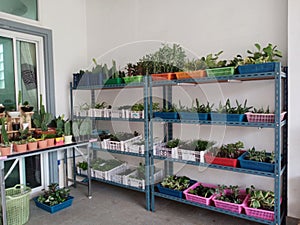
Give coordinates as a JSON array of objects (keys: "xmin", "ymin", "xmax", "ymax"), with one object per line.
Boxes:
[{"xmin": 288, "ymin": 0, "xmax": 300, "ymax": 218}]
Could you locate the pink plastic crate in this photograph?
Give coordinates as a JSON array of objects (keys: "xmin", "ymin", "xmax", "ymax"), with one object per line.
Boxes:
[
  {"xmin": 245, "ymin": 112, "xmax": 286, "ymax": 123},
  {"xmin": 244, "ymin": 195, "xmax": 275, "ymax": 221},
  {"xmin": 213, "ymin": 190, "xmax": 248, "ymax": 214},
  {"xmin": 183, "ymin": 182, "xmax": 217, "ymax": 206}
]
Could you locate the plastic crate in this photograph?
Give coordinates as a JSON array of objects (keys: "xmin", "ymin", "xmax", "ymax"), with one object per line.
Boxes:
[
  {"xmin": 238, "ymin": 151, "xmax": 274, "ymax": 172},
  {"xmin": 111, "ymin": 165, "xmax": 136, "ymax": 184},
  {"xmin": 34, "ymin": 196, "xmax": 74, "ymax": 214},
  {"xmin": 213, "ymin": 190, "xmax": 248, "ymax": 214},
  {"xmin": 76, "ymin": 167, "xmax": 88, "ymax": 176},
  {"xmin": 206, "ymin": 67, "xmax": 235, "ymax": 77},
  {"xmin": 92, "ymin": 163, "xmax": 127, "ymax": 180},
  {"xmin": 245, "ymin": 112, "xmax": 286, "ymax": 123},
  {"xmin": 243, "ymin": 195, "xmax": 275, "ymax": 221},
  {"xmin": 237, "ymin": 62, "xmax": 276, "ymax": 74},
  {"xmin": 153, "ymin": 112, "xmax": 179, "ymax": 119},
  {"xmin": 179, "ymin": 149, "xmax": 208, "ymax": 163},
  {"xmin": 151, "ymin": 73, "xmax": 176, "ymax": 81},
  {"xmin": 210, "ymin": 113, "xmax": 245, "ymax": 122},
  {"xmin": 124, "ymin": 169, "xmax": 163, "ymax": 189},
  {"xmin": 179, "ymin": 112, "xmax": 209, "ymax": 121},
  {"xmin": 183, "ymin": 182, "xmax": 217, "ymax": 206},
  {"xmin": 175, "ymin": 70, "xmax": 207, "ymax": 80},
  {"xmin": 204, "ymin": 151, "xmax": 244, "ymax": 167},
  {"xmin": 155, "ymin": 144, "xmax": 179, "ymax": 159},
  {"xmin": 5, "ymin": 184, "xmax": 31, "ymax": 225},
  {"xmin": 130, "ymin": 111, "xmax": 144, "ymax": 119},
  {"xmin": 103, "ymin": 135, "xmax": 143, "ymax": 151},
  {"xmin": 156, "ymin": 180, "xmax": 197, "ymax": 199},
  {"xmin": 124, "ymin": 75, "xmax": 144, "ymax": 84}
]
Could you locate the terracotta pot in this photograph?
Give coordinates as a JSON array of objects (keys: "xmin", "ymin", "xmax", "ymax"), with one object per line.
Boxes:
[
  {"xmin": 47, "ymin": 138, "xmax": 55, "ymax": 147},
  {"xmin": 27, "ymin": 142, "xmax": 38, "ymax": 151},
  {"xmin": 0, "ymin": 146, "xmax": 11, "ymax": 156},
  {"xmin": 55, "ymin": 137, "xmax": 64, "ymax": 145},
  {"xmin": 14, "ymin": 144, "xmax": 27, "ymax": 153},
  {"xmin": 38, "ymin": 140, "xmax": 48, "ymax": 149}
]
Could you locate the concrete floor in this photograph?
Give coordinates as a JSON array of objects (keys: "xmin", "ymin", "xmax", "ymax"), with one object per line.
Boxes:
[{"xmin": 26, "ymin": 181, "xmax": 298, "ymax": 225}]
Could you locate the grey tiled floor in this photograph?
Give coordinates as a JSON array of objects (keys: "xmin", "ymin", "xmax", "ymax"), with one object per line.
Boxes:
[{"xmin": 26, "ymin": 181, "xmax": 297, "ymax": 225}]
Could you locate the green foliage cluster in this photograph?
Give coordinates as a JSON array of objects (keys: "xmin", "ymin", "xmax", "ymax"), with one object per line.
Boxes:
[
  {"xmin": 160, "ymin": 175, "xmax": 192, "ymax": 191},
  {"xmin": 37, "ymin": 183, "xmax": 70, "ymax": 206},
  {"xmin": 209, "ymin": 141, "xmax": 244, "ymax": 159}
]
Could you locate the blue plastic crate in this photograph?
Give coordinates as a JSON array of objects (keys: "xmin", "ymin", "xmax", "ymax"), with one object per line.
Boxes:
[
  {"xmin": 34, "ymin": 196, "xmax": 74, "ymax": 214},
  {"xmin": 153, "ymin": 112, "xmax": 179, "ymax": 119},
  {"xmin": 156, "ymin": 180, "xmax": 197, "ymax": 198},
  {"xmin": 179, "ymin": 112, "xmax": 209, "ymax": 121},
  {"xmin": 237, "ymin": 62, "xmax": 276, "ymax": 74},
  {"xmin": 238, "ymin": 152, "xmax": 274, "ymax": 172},
  {"xmin": 210, "ymin": 113, "xmax": 245, "ymax": 122}
]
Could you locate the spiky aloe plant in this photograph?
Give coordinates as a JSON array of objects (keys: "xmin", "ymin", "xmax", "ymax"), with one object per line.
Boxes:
[{"xmin": 33, "ymin": 94, "xmax": 53, "ymax": 131}]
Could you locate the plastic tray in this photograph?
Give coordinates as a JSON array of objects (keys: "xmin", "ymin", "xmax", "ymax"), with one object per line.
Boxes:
[
  {"xmin": 206, "ymin": 67, "xmax": 235, "ymax": 77},
  {"xmin": 156, "ymin": 180, "xmax": 197, "ymax": 199},
  {"xmin": 183, "ymin": 182, "xmax": 216, "ymax": 206},
  {"xmin": 34, "ymin": 196, "xmax": 74, "ymax": 214},
  {"xmin": 238, "ymin": 151, "xmax": 274, "ymax": 172},
  {"xmin": 237, "ymin": 62, "xmax": 276, "ymax": 74},
  {"xmin": 213, "ymin": 191, "xmax": 248, "ymax": 214},
  {"xmin": 245, "ymin": 112, "xmax": 286, "ymax": 123}
]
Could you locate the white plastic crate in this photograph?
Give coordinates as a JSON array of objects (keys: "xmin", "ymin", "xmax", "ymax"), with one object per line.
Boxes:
[
  {"xmin": 124, "ymin": 169, "xmax": 163, "ymax": 189},
  {"xmin": 76, "ymin": 167, "xmax": 88, "ymax": 176},
  {"xmin": 111, "ymin": 110, "xmax": 123, "ymax": 118},
  {"xmin": 92, "ymin": 163, "xmax": 127, "ymax": 181},
  {"xmin": 155, "ymin": 143, "xmax": 179, "ymax": 159},
  {"xmin": 111, "ymin": 165, "xmax": 136, "ymax": 184},
  {"xmin": 126, "ymin": 138, "xmax": 162, "ymax": 154},
  {"xmin": 179, "ymin": 149, "xmax": 208, "ymax": 162},
  {"xmin": 130, "ymin": 111, "xmax": 144, "ymax": 119},
  {"xmin": 104, "ymin": 135, "xmax": 143, "ymax": 151},
  {"xmin": 104, "ymin": 109, "xmax": 111, "ymax": 118}
]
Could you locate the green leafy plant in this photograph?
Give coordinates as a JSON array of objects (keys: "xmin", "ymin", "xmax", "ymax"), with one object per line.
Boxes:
[
  {"xmin": 246, "ymin": 147, "xmax": 275, "ymax": 163},
  {"xmin": 193, "ymin": 99, "xmax": 214, "ymax": 113},
  {"xmin": 91, "ymin": 159, "xmax": 123, "ymax": 171},
  {"xmin": 37, "ymin": 183, "xmax": 70, "ymax": 206},
  {"xmin": 243, "ymin": 43, "xmax": 282, "ymax": 64},
  {"xmin": 0, "ymin": 118, "xmax": 10, "ymax": 147},
  {"xmin": 64, "ymin": 120, "xmax": 72, "ymax": 136},
  {"xmin": 184, "ymin": 58, "xmax": 207, "ymax": 71},
  {"xmin": 27, "ymin": 136, "xmax": 37, "ymax": 143},
  {"xmin": 246, "ymin": 185, "xmax": 275, "ymax": 210},
  {"xmin": 188, "ymin": 184, "xmax": 215, "ymax": 198},
  {"xmin": 209, "ymin": 141, "xmax": 244, "ymax": 159},
  {"xmin": 215, "ymin": 185, "xmax": 243, "ymax": 204},
  {"xmin": 94, "ymin": 101, "xmax": 111, "ymax": 109},
  {"xmin": 201, "ymin": 51, "xmax": 227, "ymax": 69},
  {"xmin": 215, "ymin": 99, "xmax": 252, "ymax": 114},
  {"xmin": 77, "ymin": 161, "xmax": 88, "ymax": 171},
  {"xmin": 166, "ymin": 138, "xmax": 180, "ymax": 148},
  {"xmin": 179, "ymin": 139, "xmax": 215, "ymax": 152},
  {"xmin": 131, "ymin": 103, "xmax": 144, "ymax": 111},
  {"xmin": 33, "ymin": 94, "xmax": 53, "ymax": 131},
  {"xmin": 160, "ymin": 175, "xmax": 192, "ymax": 191},
  {"xmin": 251, "ymin": 106, "xmax": 272, "ymax": 113},
  {"xmin": 55, "ymin": 115, "xmax": 65, "ymax": 137}
]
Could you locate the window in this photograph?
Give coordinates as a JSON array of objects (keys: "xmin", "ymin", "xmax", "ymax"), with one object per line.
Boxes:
[
  {"xmin": 0, "ymin": 0, "xmax": 38, "ymax": 21},
  {"xmin": 0, "ymin": 44, "xmax": 4, "ymax": 88}
]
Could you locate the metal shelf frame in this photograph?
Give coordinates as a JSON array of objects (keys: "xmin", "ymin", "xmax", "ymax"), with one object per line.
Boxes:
[{"xmin": 149, "ymin": 62, "xmax": 288, "ymax": 225}]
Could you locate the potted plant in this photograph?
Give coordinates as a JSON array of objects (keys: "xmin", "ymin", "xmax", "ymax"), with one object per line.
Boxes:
[
  {"xmin": 130, "ymin": 103, "xmax": 144, "ymax": 119},
  {"xmin": 204, "ymin": 141, "xmax": 245, "ymax": 167},
  {"xmin": 245, "ymin": 106, "xmax": 286, "ymax": 123},
  {"xmin": 124, "ymin": 63, "xmax": 144, "ymax": 84},
  {"xmin": 213, "ymin": 185, "xmax": 248, "ymax": 213},
  {"xmin": 20, "ymin": 101, "xmax": 34, "ymax": 112},
  {"xmin": 244, "ymin": 186, "xmax": 276, "ymax": 221},
  {"xmin": 153, "ymin": 103, "xmax": 179, "ymax": 119},
  {"xmin": 238, "ymin": 147, "xmax": 275, "ymax": 172},
  {"xmin": 0, "ymin": 104, "xmax": 5, "ymax": 113},
  {"xmin": 0, "ymin": 117, "xmax": 11, "ymax": 156},
  {"xmin": 54, "ymin": 115, "xmax": 65, "ymax": 145},
  {"xmin": 210, "ymin": 99, "xmax": 252, "ymax": 122},
  {"xmin": 33, "ymin": 94, "xmax": 54, "ymax": 135},
  {"xmin": 179, "ymin": 99, "xmax": 213, "ymax": 121},
  {"xmin": 34, "ymin": 183, "xmax": 73, "ymax": 214},
  {"xmin": 237, "ymin": 43, "xmax": 282, "ymax": 74},
  {"xmin": 13, "ymin": 139, "xmax": 27, "ymax": 153},
  {"xmin": 156, "ymin": 175, "xmax": 196, "ymax": 198},
  {"xmin": 104, "ymin": 60, "xmax": 125, "ymax": 85},
  {"xmin": 64, "ymin": 120, "xmax": 72, "ymax": 144},
  {"xmin": 38, "ymin": 134, "xmax": 48, "ymax": 149},
  {"xmin": 27, "ymin": 136, "xmax": 38, "ymax": 151},
  {"xmin": 202, "ymin": 51, "xmax": 234, "ymax": 77},
  {"xmin": 183, "ymin": 182, "xmax": 217, "ymax": 206},
  {"xmin": 77, "ymin": 161, "xmax": 88, "ymax": 176},
  {"xmin": 178, "ymin": 139, "xmax": 215, "ymax": 162}
]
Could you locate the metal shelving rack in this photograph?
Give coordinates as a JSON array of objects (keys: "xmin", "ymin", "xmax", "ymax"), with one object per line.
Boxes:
[
  {"xmin": 70, "ymin": 77, "xmax": 152, "ymax": 210},
  {"xmin": 149, "ymin": 62, "xmax": 288, "ymax": 225}
]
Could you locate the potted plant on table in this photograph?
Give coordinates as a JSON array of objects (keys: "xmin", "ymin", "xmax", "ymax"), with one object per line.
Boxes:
[
  {"xmin": 213, "ymin": 185, "xmax": 248, "ymax": 213},
  {"xmin": 0, "ymin": 118, "xmax": 11, "ymax": 156},
  {"xmin": 238, "ymin": 147, "xmax": 275, "ymax": 172},
  {"xmin": 27, "ymin": 136, "xmax": 38, "ymax": 151},
  {"xmin": 38, "ymin": 134, "xmax": 48, "ymax": 149},
  {"xmin": 54, "ymin": 115, "xmax": 65, "ymax": 145},
  {"xmin": 210, "ymin": 99, "xmax": 252, "ymax": 122},
  {"xmin": 204, "ymin": 141, "xmax": 245, "ymax": 167},
  {"xmin": 237, "ymin": 43, "xmax": 282, "ymax": 74},
  {"xmin": 34, "ymin": 183, "xmax": 73, "ymax": 214},
  {"xmin": 0, "ymin": 104, "xmax": 5, "ymax": 113},
  {"xmin": 20, "ymin": 101, "xmax": 34, "ymax": 112},
  {"xmin": 244, "ymin": 185, "xmax": 276, "ymax": 221},
  {"xmin": 64, "ymin": 120, "xmax": 72, "ymax": 144},
  {"xmin": 13, "ymin": 139, "xmax": 27, "ymax": 153}
]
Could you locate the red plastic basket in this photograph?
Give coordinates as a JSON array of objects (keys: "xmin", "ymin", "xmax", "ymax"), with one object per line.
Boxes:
[
  {"xmin": 204, "ymin": 152, "xmax": 244, "ymax": 167},
  {"xmin": 183, "ymin": 182, "xmax": 217, "ymax": 206},
  {"xmin": 245, "ymin": 112, "xmax": 286, "ymax": 123},
  {"xmin": 213, "ymin": 190, "xmax": 248, "ymax": 214},
  {"xmin": 243, "ymin": 195, "xmax": 275, "ymax": 221}
]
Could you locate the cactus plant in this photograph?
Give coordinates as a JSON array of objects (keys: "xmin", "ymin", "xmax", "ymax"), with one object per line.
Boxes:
[{"xmin": 33, "ymin": 94, "xmax": 53, "ymax": 131}]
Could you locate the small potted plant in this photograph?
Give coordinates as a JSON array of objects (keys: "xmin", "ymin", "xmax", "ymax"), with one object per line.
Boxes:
[
  {"xmin": 27, "ymin": 136, "xmax": 38, "ymax": 151},
  {"xmin": 130, "ymin": 103, "xmax": 144, "ymax": 119},
  {"xmin": 54, "ymin": 115, "xmax": 65, "ymax": 145},
  {"xmin": 237, "ymin": 43, "xmax": 282, "ymax": 74},
  {"xmin": 238, "ymin": 147, "xmax": 275, "ymax": 172},
  {"xmin": 210, "ymin": 99, "xmax": 252, "ymax": 122},
  {"xmin": 77, "ymin": 161, "xmax": 88, "ymax": 176},
  {"xmin": 38, "ymin": 134, "xmax": 48, "ymax": 149},
  {"xmin": 0, "ymin": 118, "xmax": 11, "ymax": 156},
  {"xmin": 21, "ymin": 101, "xmax": 34, "ymax": 112},
  {"xmin": 204, "ymin": 141, "xmax": 245, "ymax": 167},
  {"xmin": 244, "ymin": 185, "xmax": 276, "ymax": 221},
  {"xmin": 156, "ymin": 175, "xmax": 196, "ymax": 198},
  {"xmin": 183, "ymin": 182, "xmax": 217, "ymax": 206},
  {"xmin": 34, "ymin": 183, "xmax": 73, "ymax": 214},
  {"xmin": 64, "ymin": 120, "xmax": 72, "ymax": 144},
  {"xmin": 0, "ymin": 104, "xmax": 5, "ymax": 113},
  {"xmin": 13, "ymin": 139, "xmax": 27, "ymax": 153},
  {"xmin": 212, "ymin": 185, "xmax": 248, "ymax": 214}
]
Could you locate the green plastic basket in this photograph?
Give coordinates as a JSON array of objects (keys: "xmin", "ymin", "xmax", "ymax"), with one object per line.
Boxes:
[
  {"xmin": 4, "ymin": 184, "xmax": 31, "ymax": 225},
  {"xmin": 206, "ymin": 66, "xmax": 235, "ymax": 77}
]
